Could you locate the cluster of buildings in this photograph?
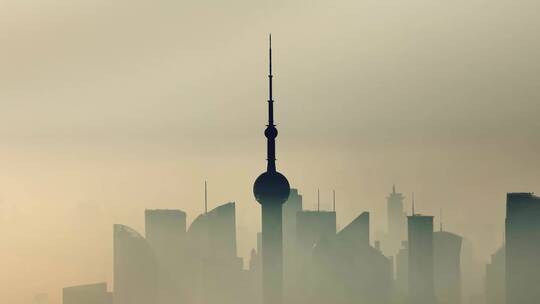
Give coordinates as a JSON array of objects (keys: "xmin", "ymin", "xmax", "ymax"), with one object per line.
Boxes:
[
  {"xmin": 61, "ymin": 40, "xmax": 540, "ymax": 304},
  {"xmin": 61, "ymin": 190, "xmax": 540, "ymax": 304}
]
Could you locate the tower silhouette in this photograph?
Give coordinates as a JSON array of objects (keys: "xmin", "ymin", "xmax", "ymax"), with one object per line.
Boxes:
[{"xmin": 253, "ymin": 35, "xmax": 291, "ymax": 304}]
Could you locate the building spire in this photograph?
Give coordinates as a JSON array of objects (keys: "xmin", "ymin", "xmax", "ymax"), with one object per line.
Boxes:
[
  {"xmin": 333, "ymin": 190, "xmax": 336, "ymax": 212},
  {"xmin": 412, "ymin": 192, "xmax": 415, "ymax": 216},
  {"xmin": 439, "ymin": 208, "xmax": 443, "ymax": 231},
  {"xmin": 317, "ymin": 188, "xmax": 320, "ymax": 212},
  {"xmin": 392, "ymin": 184, "xmax": 396, "ymax": 194},
  {"xmin": 265, "ymin": 34, "xmax": 277, "ymax": 172}
]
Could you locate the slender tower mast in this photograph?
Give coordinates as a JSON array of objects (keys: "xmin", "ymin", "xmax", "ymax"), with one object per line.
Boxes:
[{"xmin": 253, "ymin": 35, "xmax": 291, "ymax": 304}]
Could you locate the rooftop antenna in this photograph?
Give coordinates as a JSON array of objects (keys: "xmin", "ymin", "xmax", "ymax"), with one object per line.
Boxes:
[
  {"xmin": 317, "ymin": 188, "xmax": 320, "ymax": 212},
  {"xmin": 333, "ymin": 190, "xmax": 336, "ymax": 212},
  {"xmin": 439, "ymin": 208, "xmax": 443, "ymax": 231},
  {"xmin": 204, "ymin": 181, "xmax": 208, "ymax": 214},
  {"xmin": 411, "ymin": 192, "xmax": 415, "ymax": 216}
]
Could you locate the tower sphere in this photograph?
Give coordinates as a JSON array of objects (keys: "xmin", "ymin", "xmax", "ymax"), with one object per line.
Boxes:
[
  {"xmin": 265, "ymin": 125, "xmax": 278, "ymax": 139},
  {"xmin": 253, "ymin": 171, "xmax": 290, "ymax": 205}
]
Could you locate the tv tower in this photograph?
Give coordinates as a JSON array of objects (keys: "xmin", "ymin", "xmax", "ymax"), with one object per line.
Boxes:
[{"xmin": 253, "ymin": 35, "xmax": 291, "ymax": 304}]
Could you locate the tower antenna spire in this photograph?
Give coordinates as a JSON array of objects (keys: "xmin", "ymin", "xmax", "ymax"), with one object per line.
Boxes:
[
  {"xmin": 333, "ymin": 190, "xmax": 336, "ymax": 212},
  {"xmin": 317, "ymin": 188, "xmax": 320, "ymax": 212},
  {"xmin": 412, "ymin": 192, "xmax": 415, "ymax": 216},
  {"xmin": 204, "ymin": 181, "xmax": 208, "ymax": 214},
  {"xmin": 265, "ymin": 34, "xmax": 277, "ymax": 172},
  {"xmin": 440, "ymin": 208, "xmax": 443, "ymax": 231}
]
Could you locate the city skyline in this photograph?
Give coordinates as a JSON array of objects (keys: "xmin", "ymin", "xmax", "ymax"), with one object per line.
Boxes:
[{"xmin": 2, "ymin": 1, "xmax": 540, "ymax": 303}]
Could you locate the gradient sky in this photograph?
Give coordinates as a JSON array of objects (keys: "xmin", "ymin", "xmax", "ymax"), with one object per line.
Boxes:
[{"xmin": 1, "ymin": 1, "xmax": 540, "ymax": 303}]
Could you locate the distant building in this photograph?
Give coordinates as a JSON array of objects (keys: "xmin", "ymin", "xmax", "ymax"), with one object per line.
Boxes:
[
  {"xmin": 395, "ymin": 240, "xmax": 409, "ymax": 300},
  {"xmin": 486, "ymin": 245, "xmax": 505, "ymax": 304},
  {"xmin": 63, "ymin": 282, "xmax": 112, "ymax": 304},
  {"xmin": 295, "ymin": 210, "xmax": 336, "ymax": 266},
  {"xmin": 186, "ymin": 202, "xmax": 243, "ymax": 304},
  {"xmin": 145, "ymin": 209, "xmax": 187, "ymax": 304},
  {"xmin": 282, "ymin": 188, "xmax": 303, "ymax": 301},
  {"xmin": 113, "ymin": 224, "xmax": 158, "ymax": 304},
  {"xmin": 408, "ymin": 214, "xmax": 435, "ymax": 304},
  {"xmin": 505, "ymin": 192, "xmax": 540, "ymax": 304},
  {"xmin": 309, "ymin": 212, "xmax": 393, "ymax": 304},
  {"xmin": 382, "ymin": 185, "xmax": 408, "ymax": 257},
  {"xmin": 434, "ymin": 230, "xmax": 463, "ymax": 304}
]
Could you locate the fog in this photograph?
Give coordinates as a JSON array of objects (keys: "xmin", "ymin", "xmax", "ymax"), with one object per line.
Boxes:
[{"xmin": 1, "ymin": 0, "xmax": 539, "ymax": 303}]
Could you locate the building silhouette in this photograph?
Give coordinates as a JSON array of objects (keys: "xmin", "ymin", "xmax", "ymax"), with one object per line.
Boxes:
[
  {"xmin": 295, "ymin": 210, "xmax": 337, "ymax": 267},
  {"xmin": 252, "ymin": 35, "xmax": 291, "ymax": 304},
  {"xmin": 145, "ymin": 209, "xmax": 187, "ymax": 304},
  {"xmin": 186, "ymin": 202, "xmax": 244, "ymax": 304},
  {"xmin": 408, "ymin": 214, "xmax": 436, "ymax": 304},
  {"xmin": 282, "ymin": 188, "xmax": 303, "ymax": 302},
  {"xmin": 307, "ymin": 212, "xmax": 393, "ymax": 304},
  {"xmin": 486, "ymin": 245, "xmax": 505, "ymax": 304},
  {"xmin": 62, "ymin": 282, "xmax": 112, "ymax": 304},
  {"xmin": 113, "ymin": 224, "xmax": 158, "ymax": 304},
  {"xmin": 434, "ymin": 229, "xmax": 463, "ymax": 304},
  {"xmin": 382, "ymin": 185, "xmax": 408, "ymax": 257},
  {"xmin": 395, "ymin": 240, "xmax": 409, "ymax": 300},
  {"xmin": 505, "ymin": 192, "xmax": 540, "ymax": 304}
]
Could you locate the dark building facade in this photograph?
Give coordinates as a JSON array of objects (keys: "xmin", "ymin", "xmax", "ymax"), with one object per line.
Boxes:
[
  {"xmin": 434, "ymin": 231, "xmax": 463, "ymax": 304},
  {"xmin": 63, "ymin": 282, "xmax": 112, "ymax": 304},
  {"xmin": 113, "ymin": 224, "xmax": 158, "ymax": 304},
  {"xmin": 145, "ymin": 209, "xmax": 187, "ymax": 304},
  {"xmin": 505, "ymin": 192, "xmax": 540, "ymax": 304},
  {"xmin": 408, "ymin": 214, "xmax": 435, "ymax": 304}
]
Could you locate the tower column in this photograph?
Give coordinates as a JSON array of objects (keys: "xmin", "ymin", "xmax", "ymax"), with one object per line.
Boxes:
[{"xmin": 261, "ymin": 203, "xmax": 283, "ymax": 304}]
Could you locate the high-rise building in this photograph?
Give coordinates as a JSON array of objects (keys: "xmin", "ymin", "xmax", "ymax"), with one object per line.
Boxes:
[
  {"xmin": 252, "ymin": 35, "xmax": 291, "ymax": 304},
  {"xmin": 408, "ymin": 214, "xmax": 435, "ymax": 304},
  {"xmin": 63, "ymin": 282, "xmax": 112, "ymax": 304},
  {"xmin": 282, "ymin": 188, "xmax": 303, "ymax": 301},
  {"xmin": 384, "ymin": 185, "xmax": 407, "ymax": 257},
  {"xmin": 295, "ymin": 210, "xmax": 337, "ymax": 264},
  {"xmin": 505, "ymin": 192, "xmax": 540, "ymax": 304},
  {"xmin": 145, "ymin": 209, "xmax": 187, "ymax": 304},
  {"xmin": 434, "ymin": 230, "xmax": 463, "ymax": 304},
  {"xmin": 486, "ymin": 245, "xmax": 505, "ymax": 304},
  {"xmin": 113, "ymin": 224, "xmax": 158, "ymax": 304},
  {"xmin": 395, "ymin": 240, "xmax": 409, "ymax": 298},
  {"xmin": 186, "ymin": 202, "xmax": 243, "ymax": 304},
  {"xmin": 308, "ymin": 212, "xmax": 393, "ymax": 304}
]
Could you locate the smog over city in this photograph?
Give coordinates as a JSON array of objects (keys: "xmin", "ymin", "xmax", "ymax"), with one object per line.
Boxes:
[{"xmin": 1, "ymin": 1, "xmax": 540, "ymax": 304}]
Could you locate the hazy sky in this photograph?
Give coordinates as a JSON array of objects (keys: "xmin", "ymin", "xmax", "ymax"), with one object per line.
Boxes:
[{"xmin": 1, "ymin": 0, "xmax": 540, "ymax": 303}]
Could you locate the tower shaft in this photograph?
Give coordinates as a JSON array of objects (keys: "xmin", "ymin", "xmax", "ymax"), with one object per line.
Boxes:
[{"xmin": 261, "ymin": 203, "xmax": 283, "ymax": 304}]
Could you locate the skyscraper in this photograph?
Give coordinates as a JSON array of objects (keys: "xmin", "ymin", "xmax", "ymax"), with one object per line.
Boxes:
[
  {"xmin": 505, "ymin": 192, "xmax": 540, "ymax": 304},
  {"xmin": 186, "ymin": 202, "xmax": 242, "ymax": 304},
  {"xmin": 113, "ymin": 224, "xmax": 158, "ymax": 304},
  {"xmin": 252, "ymin": 35, "xmax": 291, "ymax": 304},
  {"xmin": 407, "ymin": 214, "xmax": 435, "ymax": 304},
  {"xmin": 486, "ymin": 245, "xmax": 505, "ymax": 304},
  {"xmin": 145, "ymin": 209, "xmax": 187, "ymax": 304},
  {"xmin": 282, "ymin": 188, "xmax": 303, "ymax": 301},
  {"xmin": 308, "ymin": 212, "xmax": 393, "ymax": 304},
  {"xmin": 385, "ymin": 185, "xmax": 407, "ymax": 257},
  {"xmin": 434, "ymin": 230, "xmax": 462, "ymax": 304}
]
